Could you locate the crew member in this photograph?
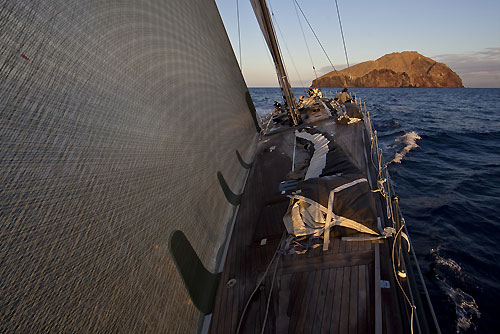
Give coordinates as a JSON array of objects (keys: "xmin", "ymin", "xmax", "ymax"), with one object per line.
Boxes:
[
  {"xmin": 313, "ymin": 87, "xmax": 323, "ymax": 99},
  {"xmin": 297, "ymin": 95, "xmax": 303, "ymax": 105},
  {"xmin": 334, "ymin": 88, "xmax": 352, "ymax": 103},
  {"xmin": 272, "ymin": 101, "xmax": 282, "ymax": 114},
  {"xmin": 307, "ymin": 86, "xmax": 314, "ymax": 97}
]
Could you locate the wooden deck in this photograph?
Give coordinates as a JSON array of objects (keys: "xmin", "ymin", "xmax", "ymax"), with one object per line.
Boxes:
[{"xmin": 209, "ymin": 112, "xmax": 405, "ymax": 333}]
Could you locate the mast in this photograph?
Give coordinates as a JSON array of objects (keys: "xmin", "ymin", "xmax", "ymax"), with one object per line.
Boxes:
[{"xmin": 250, "ymin": 0, "xmax": 299, "ymax": 125}]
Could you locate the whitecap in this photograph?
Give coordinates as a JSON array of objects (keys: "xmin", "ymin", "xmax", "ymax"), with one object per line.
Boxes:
[
  {"xmin": 391, "ymin": 131, "xmax": 421, "ymax": 164},
  {"xmin": 432, "ymin": 249, "xmax": 462, "ymax": 274},
  {"xmin": 431, "ymin": 248, "xmax": 480, "ymax": 333}
]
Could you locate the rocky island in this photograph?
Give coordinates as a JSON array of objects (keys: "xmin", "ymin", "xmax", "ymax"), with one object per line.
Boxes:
[{"xmin": 313, "ymin": 51, "xmax": 463, "ymax": 88}]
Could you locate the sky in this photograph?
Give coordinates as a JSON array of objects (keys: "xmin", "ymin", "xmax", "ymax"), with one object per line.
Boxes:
[{"xmin": 215, "ymin": 0, "xmax": 500, "ymax": 88}]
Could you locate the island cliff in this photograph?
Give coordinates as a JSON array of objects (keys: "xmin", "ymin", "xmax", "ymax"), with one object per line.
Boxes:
[{"xmin": 313, "ymin": 51, "xmax": 463, "ymax": 88}]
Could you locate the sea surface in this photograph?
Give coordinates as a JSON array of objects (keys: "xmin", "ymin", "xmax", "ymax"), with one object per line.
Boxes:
[{"xmin": 249, "ymin": 87, "xmax": 500, "ymax": 333}]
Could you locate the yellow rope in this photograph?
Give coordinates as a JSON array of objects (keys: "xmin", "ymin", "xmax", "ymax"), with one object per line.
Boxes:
[{"xmin": 391, "ymin": 222, "xmax": 416, "ymax": 334}]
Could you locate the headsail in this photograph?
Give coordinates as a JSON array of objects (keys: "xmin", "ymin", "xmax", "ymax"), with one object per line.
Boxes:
[{"xmin": 0, "ymin": 0, "xmax": 257, "ymax": 332}]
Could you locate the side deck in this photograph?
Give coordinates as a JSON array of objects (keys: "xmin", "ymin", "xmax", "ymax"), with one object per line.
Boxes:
[{"xmin": 209, "ymin": 116, "xmax": 405, "ymax": 333}]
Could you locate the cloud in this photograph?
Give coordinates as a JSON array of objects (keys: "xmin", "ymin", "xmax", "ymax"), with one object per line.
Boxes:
[
  {"xmin": 433, "ymin": 47, "xmax": 500, "ymax": 87},
  {"xmin": 318, "ymin": 64, "xmax": 348, "ymax": 76}
]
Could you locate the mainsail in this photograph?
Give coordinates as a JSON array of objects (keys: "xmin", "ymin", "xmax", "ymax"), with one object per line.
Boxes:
[{"xmin": 0, "ymin": 0, "xmax": 258, "ymax": 332}]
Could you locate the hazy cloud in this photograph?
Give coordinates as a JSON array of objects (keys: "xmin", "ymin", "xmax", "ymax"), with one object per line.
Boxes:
[
  {"xmin": 433, "ymin": 47, "xmax": 500, "ymax": 88},
  {"xmin": 318, "ymin": 64, "xmax": 347, "ymax": 76}
]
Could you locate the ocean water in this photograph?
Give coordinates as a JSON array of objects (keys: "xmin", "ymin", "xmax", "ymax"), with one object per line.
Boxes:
[{"xmin": 249, "ymin": 87, "xmax": 500, "ymax": 333}]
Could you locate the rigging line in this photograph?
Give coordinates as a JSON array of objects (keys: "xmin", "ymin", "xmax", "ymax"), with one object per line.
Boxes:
[
  {"xmin": 257, "ymin": 29, "xmax": 278, "ymax": 91},
  {"xmin": 385, "ymin": 169, "xmax": 441, "ymax": 332},
  {"xmin": 292, "ymin": 0, "xmax": 317, "ymax": 80},
  {"xmin": 236, "ymin": 0, "xmax": 242, "ymax": 70},
  {"xmin": 333, "ymin": 0, "xmax": 357, "ymax": 95},
  {"xmin": 403, "ymin": 223, "xmax": 442, "ymax": 333},
  {"xmin": 253, "ymin": 15, "xmax": 276, "ymax": 85},
  {"xmin": 268, "ymin": 0, "xmax": 305, "ymax": 89},
  {"xmin": 260, "ymin": 253, "xmax": 280, "ymax": 334},
  {"xmin": 293, "ymin": 0, "xmax": 346, "ymax": 87},
  {"xmin": 256, "ymin": 20, "xmax": 277, "ymax": 69},
  {"xmin": 392, "ymin": 221, "xmax": 416, "ymax": 334},
  {"xmin": 236, "ymin": 231, "xmax": 286, "ymax": 334},
  {"xmin": 334, "ymin": 0, "xmax": 349, "ymax": 68},
  {"xmin": 273, "ymin": 17, "xmax": 305, "ymax": 89}
]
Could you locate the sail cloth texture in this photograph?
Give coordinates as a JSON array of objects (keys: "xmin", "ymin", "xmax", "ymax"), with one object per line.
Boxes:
[
  {"xmin": 283, "ymin": 175, "xmax": 380, "ymax": 236},
  {"xmin": 0, "ymin": 1, "xmax": 257, "ymax": 333}
]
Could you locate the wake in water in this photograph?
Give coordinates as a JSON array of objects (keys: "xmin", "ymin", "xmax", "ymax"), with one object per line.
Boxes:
[
  {"xmin": 431, "ymin": 248, "xmax": 480, "ymax": 333},
  {"xmin": 390, "ymin": 131, "xmax": 421, "ymax": 163}
]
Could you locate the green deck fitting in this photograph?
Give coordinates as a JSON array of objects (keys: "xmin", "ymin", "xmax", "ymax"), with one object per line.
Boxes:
[
  {"xmin": 217, "ymin": 171, "xmax": 242, "ymax": 206},
  {"xmin": 246, "ymin": 90, "xmax": 261, "ymax": 132},
  {"xmin": 236, "ymin": 150, "xmax": 252, "ymax": 169},
  {"xmin": 169, "ymin": 230, "xmax": 221, "ymax": 315}
]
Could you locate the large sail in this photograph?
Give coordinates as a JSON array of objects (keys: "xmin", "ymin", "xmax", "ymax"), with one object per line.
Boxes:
[{"xmin": 0, "ymin": 0, "xmax": 258, "ymax": 332}]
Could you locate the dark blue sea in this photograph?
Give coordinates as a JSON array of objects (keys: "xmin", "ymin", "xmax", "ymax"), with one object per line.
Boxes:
[{"xmin": 249, "ymin": 87, "xmax": 500, "ymax": 333}]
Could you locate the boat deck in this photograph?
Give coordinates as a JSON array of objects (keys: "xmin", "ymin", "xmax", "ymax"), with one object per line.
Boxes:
[{"xmin": 209, "ymin": 112, "xmax": 405, "ymax": 333}]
